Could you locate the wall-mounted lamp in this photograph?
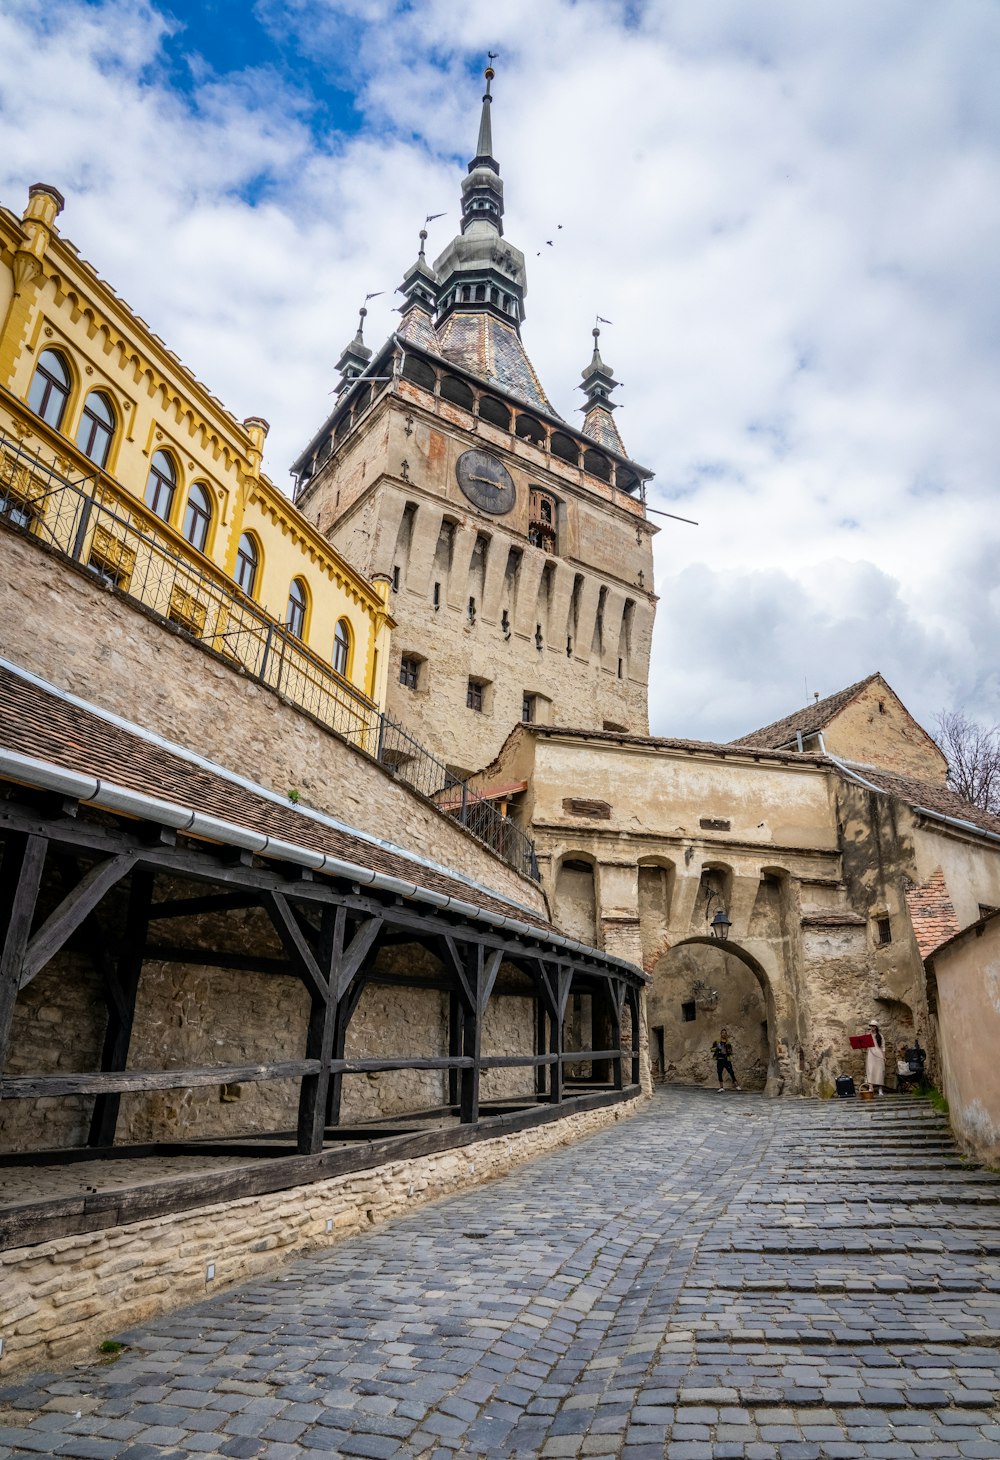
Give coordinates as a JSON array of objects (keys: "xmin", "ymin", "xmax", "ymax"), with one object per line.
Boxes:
[{"xmin": 710, "ymin": 909, "xmax": 732, "ymax": 941}]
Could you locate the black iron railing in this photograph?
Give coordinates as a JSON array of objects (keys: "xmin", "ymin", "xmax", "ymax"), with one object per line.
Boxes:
[{"xmin": 0, "ymin": 427, "xmax": 539, "ymax": 881}]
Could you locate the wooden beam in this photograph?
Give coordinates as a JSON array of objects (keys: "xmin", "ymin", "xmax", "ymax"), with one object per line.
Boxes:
[
  {"xmin": 145, "ymin": 945, "xmax": 294, "ymax": 976},
  {"xmin": 20, "ymin": 852, "xmax": 135, "ymax": 989},
  {"xmin": 148, "ymin": 891, "xmax": 263, "ymax": 920},
  {"xmin": 0, "ymin": 834, "xmax": 47, "ymax": 1076},
  {"xmin": 1, "ymin": 1059, "xmax": 321, "ymax": 1099},
  {"xmin": 264, "ymin": 890, "xmax": 327, "ymax": 1001},
  {"xmin": 88, "ymin": 869, "xmax": 154, "ymax": 1148}
]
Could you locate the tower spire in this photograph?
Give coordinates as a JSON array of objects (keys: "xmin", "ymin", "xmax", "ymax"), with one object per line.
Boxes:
[
  {"xmin": 473, "ymin": 60, "xmax": 497, "ymax": 167},
  {"xmin": 460, "ymin": 62, "xmax": 504, "ymax": 235}
]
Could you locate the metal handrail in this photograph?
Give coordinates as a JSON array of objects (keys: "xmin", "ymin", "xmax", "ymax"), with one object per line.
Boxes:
[{"xmin": 0, "ymin": 427, "xmax": 540, "ymax": 880}]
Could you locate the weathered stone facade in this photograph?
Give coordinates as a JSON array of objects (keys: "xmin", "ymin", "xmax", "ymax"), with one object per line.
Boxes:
[
  {"xmin": 474, "ymin": 722, "xmax": 1000, "ymax": 1100},
  {"xmin": 296, "ymin": 379, "xmax": 656, "ymax": 776}
]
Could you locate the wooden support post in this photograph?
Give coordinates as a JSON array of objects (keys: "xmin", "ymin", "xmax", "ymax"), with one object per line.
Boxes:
[
  {"xmin": 535, "ymin": 996, "xmax": 548, "ymax": 1098},
  {"xmin": 626, "ymin": 986, "xmax": 641, "ymax": 1086},
  {"xmin": 460, "ymin": 944, "xmax": 482, "ymax": 1125},
  {"xmin": 448, "ymin": 991, "xmax": 462, "ymax": 1107},
  {"xmin": 296, "ymin": 908, "xmax": 382, "ymax": 1154},
  {"xmin": 609, "ymin": 978, "xmax": 625, "ymax": 1092},
  {"xmin": 536, "ymin": 961, "xmax": 572, "ymax": 1106},
  {"xmin": 0, "ymin": 834, "xmax": 47, "ymax": 1077},
  {"xmin": 88, "ymin": 869, "xmax": 154, "ymax": 1148},
  {"xmin": 296, "ymin": 905, "xmax": 341, "ymax": 1157}
]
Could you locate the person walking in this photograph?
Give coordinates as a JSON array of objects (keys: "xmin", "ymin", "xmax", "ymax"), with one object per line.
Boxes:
[
  {"xmin": 866, "ymin": 1019, "xmax": 886, "ymax": 1095},
  {"xmin": 711, "ymin": 1028, "xmax": 741, "ymax": 1091}
]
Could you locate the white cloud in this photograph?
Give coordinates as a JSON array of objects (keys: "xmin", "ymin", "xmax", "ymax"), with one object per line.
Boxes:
[{"xmin": 1, "ymin": 0, "xmax": 998, "ymax": 741}]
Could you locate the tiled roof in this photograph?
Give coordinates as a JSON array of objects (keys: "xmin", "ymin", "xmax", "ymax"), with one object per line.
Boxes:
[
  {"xmin": 732, "ymin": 674, "xmax": 883, "ymax": 750},
  {"xmin": 905, "ymin": 868, "xmax": 961, "ymax": 959},
  {"xmin": 397, "ymin": 307, "xmax": 439, "ymax": 352},
  {"xmin": 925, "ymin": 907, "xmax": 1000, "ymax": 964},
  {"xmin": 581, "ymin": 405, "xmax": 627, "ymax": 457},
  {"xmin": 0, "ymin": 665, "xmax": 555, "ymax": 934},
  {"xmin": 847, "ymin": 762, "xmax": 1000, "ymax": 840},
  {"xmin": 434, "ymin": 313, "xmax": 556, "ymax": 415}
]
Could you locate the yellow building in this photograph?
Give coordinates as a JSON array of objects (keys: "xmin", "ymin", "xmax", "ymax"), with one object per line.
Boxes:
[{"xmin": 0, "ymin": 182, "xmax": 392, "ymax": 741}]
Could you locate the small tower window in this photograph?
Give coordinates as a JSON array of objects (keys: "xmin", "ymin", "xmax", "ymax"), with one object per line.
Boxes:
[
  {"xmin": 877, "ymin": 917, "xmax": 892, "ymax": 945},
  {"xmin": 522, "ymin": 694, "xmax": 536, "ymax": 723},
  {"xmin": 433, "ymin": 581, "xmax": 441, "ymax": 610},
  {"xmin": 528, "ymin": 488, "xmax": 558, "ymax": 553},
  {"xmin": 399, "ymin": 655, "xmax": 419, "ymax": 690},
  {"xmin": 466, "ymin": 678, "xmax": 484, "ymax": 712}
]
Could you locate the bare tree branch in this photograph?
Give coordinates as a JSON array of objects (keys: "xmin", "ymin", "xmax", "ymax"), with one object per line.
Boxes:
[{"xmin": 934, "ymin": 710, "xmax": 1000, "ymax": 816}]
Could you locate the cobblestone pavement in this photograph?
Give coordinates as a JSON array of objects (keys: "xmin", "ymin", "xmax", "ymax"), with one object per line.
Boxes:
[{"xmin": 2, "ymin": 1088, "xmax": 1000, "ymax": 1459}]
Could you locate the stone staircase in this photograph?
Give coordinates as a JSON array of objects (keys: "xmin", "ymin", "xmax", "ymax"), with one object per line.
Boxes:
[{"xmin": 663, "ymin": 1094, "xmax": 1000, "ymax": 1452}]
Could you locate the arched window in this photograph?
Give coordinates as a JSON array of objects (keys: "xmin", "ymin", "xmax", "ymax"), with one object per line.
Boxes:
[
  {"xmin": 182, "ymin": 483, "xmax": 212, "ymax": 553},
  {"xmin": 75, "ymin": 390, "xmax": 115, "ymax": 467},
  {"xmin": 333, "ymin": 618, "xmax": 351, "ymax": 676},
  {"xmin": 145, "ymin": 450, "xmax": 177, "ymax": 521},
  {"xmin": 235, "ymin": 533, "xmax": 259, "ymax": 597},
  {"xmin": 285, "ymin": 577, "xmax": 308, "ymax": 639},
  {"xmin": 27, "ymin": 349, "xmax": 71, "ymax": 429}
]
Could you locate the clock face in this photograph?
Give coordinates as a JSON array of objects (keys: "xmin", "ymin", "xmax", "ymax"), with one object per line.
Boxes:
[{"xmin": 455, "ymin": 449, "xmax": 516, "ymax": 515}]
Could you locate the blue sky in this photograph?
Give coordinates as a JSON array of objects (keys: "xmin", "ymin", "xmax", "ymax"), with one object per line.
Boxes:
[{"xmin": 1, "ymin": 0, "xmax": 998, "ymax": 741}]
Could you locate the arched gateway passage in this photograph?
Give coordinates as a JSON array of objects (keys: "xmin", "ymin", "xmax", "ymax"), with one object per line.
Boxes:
[{"xmin": 648, "ymin": 936, "xmax": 778, "ymax": 1092}]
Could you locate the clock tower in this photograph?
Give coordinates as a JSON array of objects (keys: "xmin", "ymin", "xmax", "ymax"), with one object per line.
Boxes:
[{"xmin": 291, "ymin": 68, "xmax": 658, "ymax": 776}]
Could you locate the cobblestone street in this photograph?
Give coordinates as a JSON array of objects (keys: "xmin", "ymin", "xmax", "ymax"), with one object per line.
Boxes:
[{"xmin": 2, "ymin": 1087, "xmax": 999, "ymax": 1459}]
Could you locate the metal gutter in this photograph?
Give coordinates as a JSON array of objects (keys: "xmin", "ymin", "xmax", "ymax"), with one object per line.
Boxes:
[{"xmin": 0, "ymin": 746, "xmax": 647, "ymax": 982}]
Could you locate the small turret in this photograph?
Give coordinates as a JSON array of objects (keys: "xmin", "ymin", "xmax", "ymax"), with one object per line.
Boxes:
[
  {"xmin": 335, "ymin": 306, "xmax": 373, "ymax": 393},
  {"xmin": 397, "ymin": 228, "xmax": 439, "ymax": 348},
  {"xmin": 579, "ymin": 326, "xmax": 627, "ymax": 456}
]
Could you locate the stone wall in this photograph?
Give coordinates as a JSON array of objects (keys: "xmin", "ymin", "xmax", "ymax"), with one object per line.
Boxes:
[
  {"xmin": 0, "ymin": 1093, "xmax": 642, "ymax": 1376},
  {"xmin": 0, "ymin": 527, "xmax": 547, "ymax": 918}
]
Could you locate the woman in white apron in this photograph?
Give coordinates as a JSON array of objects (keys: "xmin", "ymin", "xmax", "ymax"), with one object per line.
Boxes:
[{"xmin": 865, "ymin": 1019, "xmax": 886, "ymax": 1095}]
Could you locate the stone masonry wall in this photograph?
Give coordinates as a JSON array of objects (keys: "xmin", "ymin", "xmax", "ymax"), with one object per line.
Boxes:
[
  {"xmin": 0, "ymin": 529, "xmax": 547, "ymax": 917},
  {"xmin": 0, "ymin": 1094, "xmax": 642, "ymax": 1376}
]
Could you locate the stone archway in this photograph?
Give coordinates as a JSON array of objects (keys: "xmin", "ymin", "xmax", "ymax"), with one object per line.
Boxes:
[{"xmin": 647, "ymin": 936, "xmax": 779, "ymax": 1094}]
